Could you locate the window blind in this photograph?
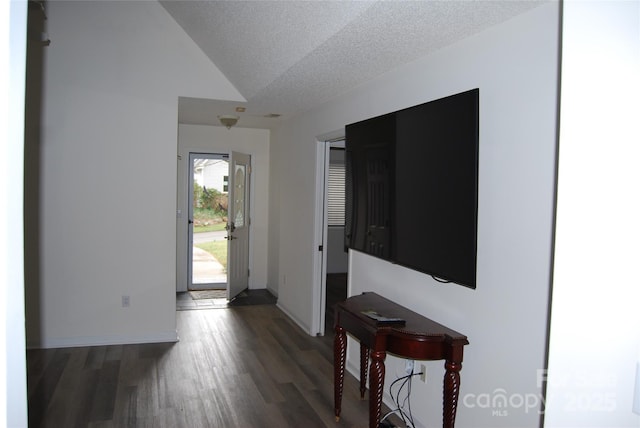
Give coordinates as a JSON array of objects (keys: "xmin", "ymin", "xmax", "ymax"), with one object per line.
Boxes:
[{"xmin": 327, "ymin": 162, "xmax": 345, "ymax": 226}]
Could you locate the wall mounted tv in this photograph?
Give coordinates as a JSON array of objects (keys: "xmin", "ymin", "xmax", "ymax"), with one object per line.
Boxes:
[{"xmin": 345, "ymin": 88, "xmax": 479, "ymax": 289}]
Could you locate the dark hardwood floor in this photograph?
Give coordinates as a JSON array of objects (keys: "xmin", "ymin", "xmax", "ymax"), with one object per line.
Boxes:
[{"xmin": 27, "ymin": 291, "xmax": 395, "ymax": 427}]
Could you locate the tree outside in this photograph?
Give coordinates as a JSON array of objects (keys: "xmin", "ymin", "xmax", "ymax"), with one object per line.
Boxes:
[
  {"xmin": 193, "ymin": 181, "xmax": 228, "ymax": 271},
  {"xmin": 192, "ymin": 181, "xmax": 228, "ymax": 230}
]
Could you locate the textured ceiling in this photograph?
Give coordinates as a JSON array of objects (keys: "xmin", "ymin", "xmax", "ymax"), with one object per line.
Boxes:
[{"xmin": 161, "ymin": 0, "xmax": 546, "ymax": 129}]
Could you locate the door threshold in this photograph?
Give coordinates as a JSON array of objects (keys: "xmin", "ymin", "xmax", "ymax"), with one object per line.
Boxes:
[{"xmin": 188, "ymin": 285, "xmax": 227, "ymax": 291}]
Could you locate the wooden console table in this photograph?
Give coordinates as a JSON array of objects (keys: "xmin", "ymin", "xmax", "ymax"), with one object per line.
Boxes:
[{"xmin": 333, "ymin": 292, "xmax": 469, "ymax": 428}]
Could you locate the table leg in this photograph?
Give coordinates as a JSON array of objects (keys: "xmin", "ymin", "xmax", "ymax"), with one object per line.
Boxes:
[
  {"xmin": 443, "ymin": 360, "xmax": 462, "ymax": 428},
  {"xmin": 334, "ymin": 325, "xmax": 347, "ymax": 422},
  {"xmin": 360, "ymin": 343, "xmax": 370, "ymax": 399},
  {"xmin": 369, "ymin": 350, "xmax": 386, "ymax": 428}
]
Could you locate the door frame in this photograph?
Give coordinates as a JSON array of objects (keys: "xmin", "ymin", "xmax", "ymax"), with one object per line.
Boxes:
[
  {"xmin": 312, "ymin": 133, "xmax": 346, "ymax": 336},
  {"xmin": 176, "ymin": 136, "xmax": 261, "ymax": 296}
]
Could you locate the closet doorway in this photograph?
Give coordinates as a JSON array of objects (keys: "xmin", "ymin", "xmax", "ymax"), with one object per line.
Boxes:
[{"xmin": 315, "ymin": 139, "xmax": 348, "ymax": 335}]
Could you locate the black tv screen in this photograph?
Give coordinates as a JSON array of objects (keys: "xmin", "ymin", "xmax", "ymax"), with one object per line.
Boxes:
[{"xmin": 345, "ymin": 89, "xmax": 479, "ymax": 289}]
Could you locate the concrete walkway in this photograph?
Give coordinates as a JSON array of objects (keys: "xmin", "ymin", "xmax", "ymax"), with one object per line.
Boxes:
[{"xmin": 192, "ymin": 247, "xmax": 226, "ymax": 284}]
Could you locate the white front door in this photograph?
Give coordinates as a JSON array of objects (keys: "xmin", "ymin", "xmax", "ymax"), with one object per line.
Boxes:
[{"xmin": 227, "ymin": 151, "xmax": 251, "ymax": 300}]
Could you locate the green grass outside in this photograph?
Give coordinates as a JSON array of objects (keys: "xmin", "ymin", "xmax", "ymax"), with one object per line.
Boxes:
[
  {"xmin": 192, "ymin": 207, "xmax": 227, "ymax": 270},
  {"xmin": 194, "ymin": 241, "xmax": 227, "ymax": 271}
]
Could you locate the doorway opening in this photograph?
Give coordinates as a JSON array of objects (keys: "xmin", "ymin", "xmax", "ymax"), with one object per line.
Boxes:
[
  {"xmin": 314, "ymin": 138, "xmax": 348, "ymax": 335},
  {"xmin": 188, "ymin": 153, "xmax": 229, "ymax": 291},
  {"xmin": 324, "ymin": 143, "xmax": 348, "ymax": 331}
]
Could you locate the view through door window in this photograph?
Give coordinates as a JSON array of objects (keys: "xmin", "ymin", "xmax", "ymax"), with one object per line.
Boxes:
[{"xmin": 191, "ymin": 156, "xmax": 229, "ymax": 286}]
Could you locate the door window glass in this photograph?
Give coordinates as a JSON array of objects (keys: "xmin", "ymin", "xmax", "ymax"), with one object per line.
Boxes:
[{"xmin": 234, "ymin": 165, "xmax": 245, "ymax": 228}]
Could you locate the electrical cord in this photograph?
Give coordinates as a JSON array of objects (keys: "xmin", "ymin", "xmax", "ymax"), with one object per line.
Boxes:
[
  {"xmin": 380, "ymin": 368, "xmax": 423, "ymax": 427},
  {"xmin": 404, "ymin": 372, "xmax": 416, "ymax": 427},
  {"xmin": 399, "ymin": 381, "xmax": 409, "ymax": 424},
  {"xmin": 381, "ymin": 376, "xmax": 407, "ymax": 425},
  {"xmin": 431, "ymin": 275, "xmax": 452, "ymax": 283}
]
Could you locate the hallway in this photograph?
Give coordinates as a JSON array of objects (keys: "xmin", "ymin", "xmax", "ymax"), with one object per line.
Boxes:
[{"xmin": 27, "ymin": 303, "xmax": 398, "ymax": 427}]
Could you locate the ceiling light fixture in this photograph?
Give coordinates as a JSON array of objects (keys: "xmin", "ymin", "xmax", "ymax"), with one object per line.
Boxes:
[{"xmin": 218, "ymin": 115, "xmax": 239, "ymax": 129}]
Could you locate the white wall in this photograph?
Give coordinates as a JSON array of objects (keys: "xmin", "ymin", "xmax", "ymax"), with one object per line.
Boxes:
[
  {"xmin": 545, "ymin": 1, "xmax": 640, "ymax": 426},
  {"xmin": 4, "ymin": 1, "xmax": 28, "ymax": 425},
  {"xmin": 176, "ymin": 124, "xmax": 270, "ymax": 293},
  {"xmin": 270, "ymin": 3, "xmax": 559, "ymax": 427},
  {"xmin": 270, "ymin": 121, "xmax": 328, "ymax": 328},
  {"xmin": 28, "ymin": 0, "xmax": 243, "ymax": 348}
]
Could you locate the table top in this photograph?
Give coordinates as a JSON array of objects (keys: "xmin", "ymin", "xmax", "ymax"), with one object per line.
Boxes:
[{"xmin": 336, "ymin": 292, "xmax": 468, "ymax": 346}]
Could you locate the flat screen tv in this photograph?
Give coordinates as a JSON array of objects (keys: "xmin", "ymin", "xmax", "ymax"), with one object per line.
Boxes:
[{"xmin": 345, "ymin": 88, "xmax": 479, "ymax": 289}]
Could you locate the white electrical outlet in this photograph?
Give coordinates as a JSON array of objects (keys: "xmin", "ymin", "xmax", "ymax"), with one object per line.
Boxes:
[
  {"xmin": 420, "ymin": 364, "xmax": 427, "ymax": 382},
  {"xmin": 122, "ymin": 295, "xmax": 130, "ymax": 307},
  {"xmin": 405, "ymin": 359, "xmax": 415, "ymax": 375}
]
